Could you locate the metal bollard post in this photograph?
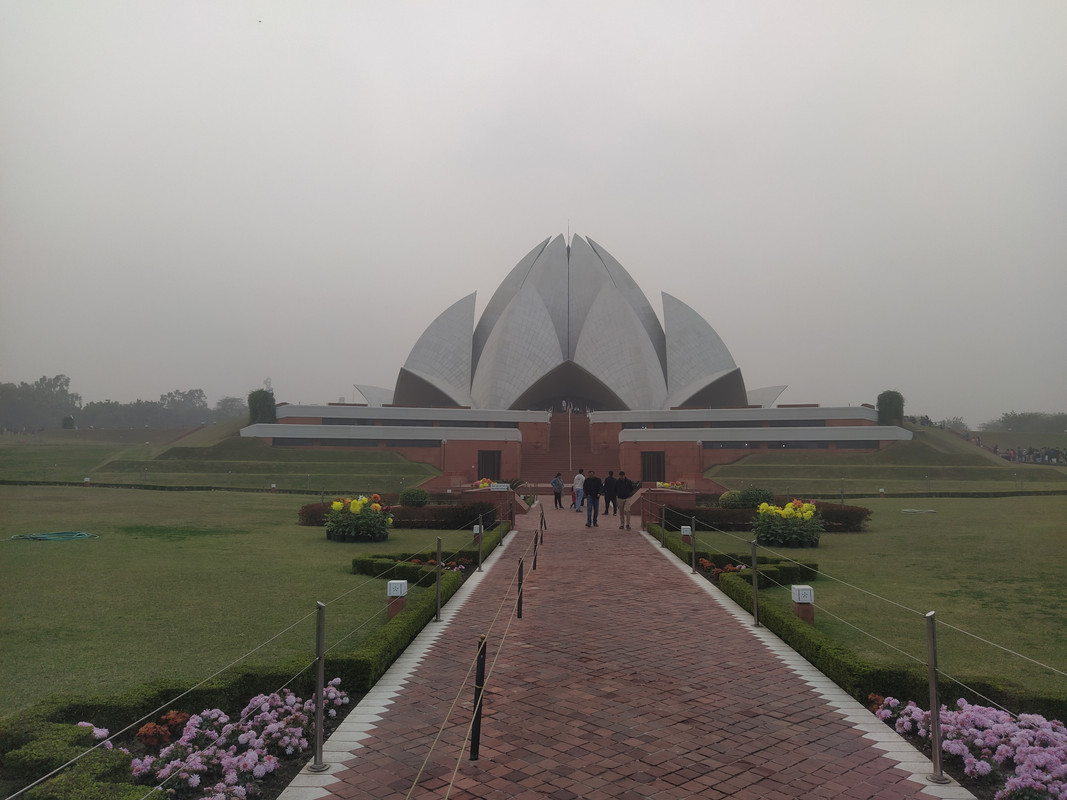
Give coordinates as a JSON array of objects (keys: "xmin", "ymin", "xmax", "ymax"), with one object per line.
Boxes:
[
  {"xmin": 926, "ymin": 611, "xmax": 950, "ymax": 783},
  {"xmin": 435, "ymin": 537, "xmax": 442, "ymax": 622},
  {"xmin": 477, "ymin": 514, "xmax": 484, "ymax": 572},
  {"xmin": 517, "ymin": 557, "xmax": 524, "ymax": 619},
  {"xmin": 309, "ymin": 602, "xmax": 329, "ymax": 772},
  {"xmin": 470, "ymin": 634, "xmax": 487, "ymax": 761},
  {"xmin": 750, "ymin": 539, "xmax": 760, "ymax": 627},
  {"xmin": 691, "ymin": 515, "xmax": 697, "ymax": 572}
]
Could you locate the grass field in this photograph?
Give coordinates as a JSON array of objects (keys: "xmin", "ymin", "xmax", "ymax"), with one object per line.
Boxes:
[
  {"xmin": 0, "ymin": 485, "xmax": 480, "ymax": 719},
  {"xmin": 688, "ymin": 495, "xmax": 1067, "ymax": 708}
]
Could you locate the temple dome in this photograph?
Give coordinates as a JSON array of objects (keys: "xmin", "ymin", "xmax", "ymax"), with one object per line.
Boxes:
[{"xmin": 392, "ymin": 234, "xmax": 750, "ymax": 411}]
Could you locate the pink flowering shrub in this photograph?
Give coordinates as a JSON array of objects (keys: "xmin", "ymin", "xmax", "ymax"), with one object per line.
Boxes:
[
  {"xmin": 90, "ymin": 679, "xmax": 349, "ymax": 800},
  {"xmin": 874, "ymin": 696, "xmax": 1067, "ymax": 800}
]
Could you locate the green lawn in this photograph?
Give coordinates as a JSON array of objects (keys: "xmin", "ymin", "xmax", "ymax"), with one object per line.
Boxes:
[
  {"xmin": 688, "ymin": 495, "xmax": 1067, "ymax": 706},
  {"xmin": 0, "ymin": 486, "xmax": 479, "ymax": 719}
]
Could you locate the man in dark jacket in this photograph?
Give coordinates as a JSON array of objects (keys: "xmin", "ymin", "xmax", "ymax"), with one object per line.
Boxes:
[
  {"xmin": 615, "ymin": 471, "xmax": 635, "ymax": 530},
  {"xmin": 583, "ymin": 470, "xmax": 603, "ymax": 527},
  {"xmin": 602, "ymin": 470, "xmax": 618, "ymax": 515}
]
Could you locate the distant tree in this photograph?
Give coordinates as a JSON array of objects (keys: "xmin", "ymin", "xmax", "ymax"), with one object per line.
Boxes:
[
  {"xmin": 939, "ymin": 416, "xmax": 968, "ymax": 431},
  {"xmin": 248, "ymin": 389, "xmax": 276, "ymax": 424},
  {"xmin": 980, "ymin": 411, "xmax": 1067, "ymax": 434},
  {"xmin": 877, "ymin": 390, "xmax": 905, "ymax": 426},
  {"xmin": 214, "ymin": 396, "xmax": 248, "ymax": 420},
  {"xmin": 61, "ymin": 414, "xmax": 75, "ymax": 429},
  {"xmin": 0, "ymin": 374, "xmax": 82, "ymax": 430},
  {"xmin": 159, "ymin": 389, "xmax": 209, "ymax": 426}
]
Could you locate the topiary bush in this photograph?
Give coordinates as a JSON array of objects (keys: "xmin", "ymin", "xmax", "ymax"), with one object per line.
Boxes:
[
  {"xmin": 718, "ymin": 488, "xmax": 774, "ymax": 508},
  {"xmin": 398, "ymin": 487, "xmax": 430, "ymax": 507},
  {"xmin": 717, "ymin": 490, "xmax": 743, "ymax": 508},
  {"xmin": 738, "ymin": 487, "xmax": 775, "ymax": 507}
]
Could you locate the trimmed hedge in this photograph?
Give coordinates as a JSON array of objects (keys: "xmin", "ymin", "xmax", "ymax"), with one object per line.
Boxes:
[
  {"xmin": 811, "ymin": 501, "xmax": 872, "ymax": 533},
  {"xmin": 388, "ymin": 502, "xmax": 499, "ymax": 531},
  {"xmin": 664, "ymin": 501, "xmax": 872, "ymax": 533},
  {"xmin": 300, "ymin": 501, "xmax": 499, "ymax": 531}
]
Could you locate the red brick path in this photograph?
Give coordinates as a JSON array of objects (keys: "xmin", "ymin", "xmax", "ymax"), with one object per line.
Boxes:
[{"xmin": 281, "ymin": 504, "xmax": 970, "ymax": 800}]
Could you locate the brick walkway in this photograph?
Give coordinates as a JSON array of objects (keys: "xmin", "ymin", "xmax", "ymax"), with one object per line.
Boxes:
[{"xmin": 280, "ymin": 504, "xmax": 973, "ymax": 800}]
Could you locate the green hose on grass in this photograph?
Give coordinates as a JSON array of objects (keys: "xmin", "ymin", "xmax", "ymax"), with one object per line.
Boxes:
[{"xmin": 10, "ymin": 531, "xmax": 99, "ymax": 541}]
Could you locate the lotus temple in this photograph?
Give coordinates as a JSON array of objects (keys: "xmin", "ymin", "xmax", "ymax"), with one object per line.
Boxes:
[{"xmin": 241, "ymin": 234, "xmax": 910, "ymax": 490}]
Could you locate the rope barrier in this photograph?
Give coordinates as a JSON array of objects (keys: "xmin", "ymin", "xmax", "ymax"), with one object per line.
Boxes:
[{"xmin": 402, "ymin": 529, "xmax": 536, "ymax": 799}]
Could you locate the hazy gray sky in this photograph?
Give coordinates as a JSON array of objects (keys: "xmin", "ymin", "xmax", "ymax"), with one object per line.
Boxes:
[{"xmin": 3, "ymin": 1, "xmax": 1065, "ymax": 428}]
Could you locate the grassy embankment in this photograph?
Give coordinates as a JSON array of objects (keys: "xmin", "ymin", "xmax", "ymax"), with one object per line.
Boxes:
[
  {"xmin": 0, "ymin": 419, "xmax": 440, "ymax": 494},
  {"xmin": 705, "ymin": 422, "xmax": 1067, "ymax": 496}
]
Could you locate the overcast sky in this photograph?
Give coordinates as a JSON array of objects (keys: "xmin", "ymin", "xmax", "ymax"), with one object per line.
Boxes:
[{"xmin": 2, "ymin": 1, "xmax": 1065, "ymax": 428}]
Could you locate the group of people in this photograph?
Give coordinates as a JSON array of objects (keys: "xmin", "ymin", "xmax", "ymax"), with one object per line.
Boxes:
[{"xmin": 549, "ymin": 468, "xmax": 636, "ymax": 530}]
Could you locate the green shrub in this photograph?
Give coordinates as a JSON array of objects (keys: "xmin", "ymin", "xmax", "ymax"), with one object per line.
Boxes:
[
  {"xmin": 389, "ymin": 502, "xmax": 498, "ymax": 530},
  {"xmin": 24, "ymin": 749, "xmax": 162, "ymax": 800},
  {"xmin": 1, "ymin": 722, "xmax": 94, "ymax": 781},
  {"xmin": 717, "ymin": 490, "xmax": 743, "ymax": 508},
  {"xmin": 398, "ymin": 488, "xmax": 430, "ymax": 507},
  {"xmin": 298, "ymin": 501, "xmax": 331, "ymax": 526},
  {"xmin": 662, "ymin": 506, "xmax": 756, "ymax": 531},
  {"xmin": 814, "ymin": 501, "xmax": 873, "ymax": 533},
  {"xmin": 738, "ymin": 487, "xmax": 775, "ymax": 507},
  {"xmin": 718, "ymin": 488, "xmax": 774, "ymax": 508}
]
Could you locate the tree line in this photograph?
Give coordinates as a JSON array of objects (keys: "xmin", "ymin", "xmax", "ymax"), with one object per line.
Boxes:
[{"xmin": 0, "ymin": 375, "xmax": 254, "ymax": 432}]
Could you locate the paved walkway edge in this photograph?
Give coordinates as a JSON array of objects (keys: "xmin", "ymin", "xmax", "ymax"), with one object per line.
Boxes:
[
  {"xmin": 647, "ymin": 531, "xmax": 975, "ymax": 800},
  {"xmin": 278, "ymin": 532, "xmax": 522, "ymax": 800}
]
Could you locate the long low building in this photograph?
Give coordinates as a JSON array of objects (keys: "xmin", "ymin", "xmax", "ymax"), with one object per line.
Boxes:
[{"xmin": 241, "ymin": 402, "xmax": 910, "ymax": 490}]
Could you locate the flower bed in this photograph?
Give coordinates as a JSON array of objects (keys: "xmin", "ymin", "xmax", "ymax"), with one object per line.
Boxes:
[
  {"xmin": 324, "ymin": 495, "xmax": 392, "ymax": 542},
  {"xmin": 76, "ymin": 681, "xmax": 350, "ymax": 800},
  {"xmin": 873, "ymin": 695, "xmax": 1067, "ymax": 800},
  {"xmin": 752, "ymin": 500, "xmax": 823, "ymax": 547}
]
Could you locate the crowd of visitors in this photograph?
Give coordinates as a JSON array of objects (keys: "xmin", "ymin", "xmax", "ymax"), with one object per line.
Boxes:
[{"xmin": 561, "ymin": 467, "xmax": 636, "ymax": 530}]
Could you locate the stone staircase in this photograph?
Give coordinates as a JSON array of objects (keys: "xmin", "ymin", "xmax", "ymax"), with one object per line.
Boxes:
[{"xmin": 521, "ymin": 412, "xmax": 621, "ymax": 487}]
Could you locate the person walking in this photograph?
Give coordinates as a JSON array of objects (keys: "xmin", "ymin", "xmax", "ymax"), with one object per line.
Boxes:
[
  {"xmin": 583, "ymin": 470, "xmax": 602, "ymax": 527},
  {"xmin": 573, "ymin": 468, "xmax": 585, "ymax": 512},
  {"xmin": 550, "ymin": 472, "xmax": 565, "ymax": 509},
  {"xmin": 616, "ymin": 470, "xmax": 635, "ymax": 530},
  {"xmin": 602, "ymin": 470, "xmax": 618, "ymax": 515}
]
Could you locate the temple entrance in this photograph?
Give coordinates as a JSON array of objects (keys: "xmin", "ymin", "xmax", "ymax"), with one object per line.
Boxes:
[{"xmin": 640, "ymin": 450, "xmax": 665, "ymax": 484}]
